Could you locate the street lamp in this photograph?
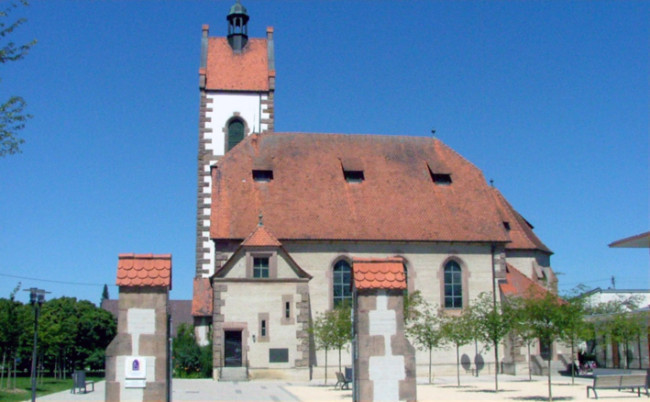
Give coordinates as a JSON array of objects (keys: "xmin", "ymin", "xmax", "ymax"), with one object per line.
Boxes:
[{"xmin": 24, "ymin": 288, "xmax": 49, "ymax": 402}]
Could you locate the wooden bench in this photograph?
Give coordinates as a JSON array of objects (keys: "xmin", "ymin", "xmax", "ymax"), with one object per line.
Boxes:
[
  {"xmin": 335, "ymin": 371, "xmax": 351, "ymax": 390},
  {"xmin": 586, "ymin": 371, "xmax": 648, "ymax": 399},
  {"xmin": 71, "ymin": 370, "xmax": 95, "ymax": 394}
]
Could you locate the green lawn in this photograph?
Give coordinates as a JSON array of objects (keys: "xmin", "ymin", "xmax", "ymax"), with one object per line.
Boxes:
[{"xmin": 0, "ymin": 376, "xmax": 101, "ymax": 401}]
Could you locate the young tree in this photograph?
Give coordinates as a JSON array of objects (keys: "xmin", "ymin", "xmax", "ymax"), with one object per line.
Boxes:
[
  {"xmin": 520, "ymin": 292, "xmax": 565, "ymax": 402},
  {"xmin": 510, "ymin": 299, "xmax": 539, "ymax": 381},
  {"xmin": 470, "ymin": 292, "xmax": 515, "ymax": 392},
  {"xmin": 405, "ymin": 292, "xmax": 443, "ymax": 384},
  {"xmin": 439, "ymin": 308, "xmax": 474, "ymax": 387},
  {"xmin": 310, "ymin": 304, "xmax": 352, "ymax": 384},
  {"xmin": 1, "ymin": 0, "xmax": 36, "ymax": 156},
  {"xmin": 558, "ymin": 294, "xmax": 587, "ymax": 384},
  {"xmin": 605, "ymin": 311, "xmax": 645, "ymax": 369}
]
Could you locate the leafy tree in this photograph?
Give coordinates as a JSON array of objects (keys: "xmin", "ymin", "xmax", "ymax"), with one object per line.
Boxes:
[
  {"xmin": 0, "ymin": 284, "xmax": 23, "ymax": 390},
  {"xmin": 1, "ymin": 0, "xmax": 36, "ymax": 156},
  {"xmin": 440, "ymin": 308, "xmax": 474, "ymax": 387},
  {"xmin": 74, "ymin": 300, "xmax": 116, "ymax": 369},
  {"xmin": 39, "ymin": 297, "xmax": 78, "ymax": 378},
  {"xmin": 172, "ymin": 324, "xmax": 211, "ymax": 378},
  {"xmin": 470, "ymin": 292, "xmax": 515, "ymax": 392},
  {"xmin": 519, "ymin": 292, "xmax": 565, "ymax": 402},
  {"xmin": 558, "ymin": 293, "xmax": 588, "ymax": 384},
  {"xmin": 510, "ymin": 297, "xmax": 539, "ymax": 381},
  {"xmin": 604, "ymin": 310, "xmax": 645, "ymax": 369},
  {"xmin": 405, "ymin": 291, "xmax": 443, "ymax": 384},
  {"xmin": 310, "ymin": 303, "xmax": 352, "ymax": 384},
  {"xmin": 583, "ymin": 293, "xmax": 644, "ymax": 369}
]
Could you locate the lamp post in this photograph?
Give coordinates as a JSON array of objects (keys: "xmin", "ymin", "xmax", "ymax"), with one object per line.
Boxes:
[{"xmin": 24, "ymin": 288, "xmax": 48, "ymax": 402}]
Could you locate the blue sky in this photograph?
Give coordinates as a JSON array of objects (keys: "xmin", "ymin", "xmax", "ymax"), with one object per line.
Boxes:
[{"xmin": 1, "ymin": 1, "xmax": 648, "ymax": 305}]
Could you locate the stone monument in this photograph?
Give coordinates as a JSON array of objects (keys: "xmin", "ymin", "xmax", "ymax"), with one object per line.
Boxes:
[
  {"xmin": 352, "ymin": 257, "xmax": 416, "ymax": 402},
  {"xmin": 105, "ymin": 253, "xmax": 172, "ymax": 401}
]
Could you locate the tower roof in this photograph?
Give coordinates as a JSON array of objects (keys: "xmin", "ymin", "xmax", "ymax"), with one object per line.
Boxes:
[{"xmin": 228, "ymin": 0, "xmax": 248, "ymax": 17}]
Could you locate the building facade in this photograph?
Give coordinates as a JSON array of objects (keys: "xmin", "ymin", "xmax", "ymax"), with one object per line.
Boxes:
[{"xmin": 191, "ymin": 2, "xmax": 559, "ymax": 380}]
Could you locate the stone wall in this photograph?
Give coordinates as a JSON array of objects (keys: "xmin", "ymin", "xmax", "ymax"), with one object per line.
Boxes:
[{"xmin": 105, "ymin": 287, "xmax": 169, "ymax": 401}]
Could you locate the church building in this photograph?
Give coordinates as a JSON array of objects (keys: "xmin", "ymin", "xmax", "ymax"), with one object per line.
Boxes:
[{"xmin": 191, "ymin": 2, "xmax": 558, "ymax": 380}]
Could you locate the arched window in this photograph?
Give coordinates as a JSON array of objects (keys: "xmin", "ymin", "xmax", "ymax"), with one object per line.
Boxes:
[
  {"xmin": 227, "ymin": 119, "xmax": 244, "ymax": 151},
  {"xmin": 443, "ymin": 260, "xmax": 462, "ymax": 308},
  {"xmin": 333, "ymin": 260, "xmax": 352, "ymax": 308}
]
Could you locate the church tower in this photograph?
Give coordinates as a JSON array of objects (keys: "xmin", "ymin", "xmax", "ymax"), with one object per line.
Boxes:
[{"xmin": 193, "ymin": 1, "xmax": 275, "ymax": 338}]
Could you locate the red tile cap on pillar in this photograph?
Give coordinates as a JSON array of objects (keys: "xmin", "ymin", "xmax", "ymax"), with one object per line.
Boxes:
[
  {"xmin": 352, "ymin": 257, "xmax": 406, "ymax": 290},
  {"xmin": 116, "ymin": 253, "xmax": 172, "ymax": 290}
]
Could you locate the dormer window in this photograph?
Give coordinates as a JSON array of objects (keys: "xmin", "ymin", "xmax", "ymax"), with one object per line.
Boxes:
[
  {"xmin": 344, "ymin": 170, "xmax": 364, "ymax": 183},
  {"xmin": 429, "ymin": 169, "xmax": 452, "ymax": 185},
  {"xmin": 503, "ymin": 221, "xmax": 511, "ymax": 231},
  {"xmin": 253, "ymin": 170, "xmax": 273, "ymax": 182}
]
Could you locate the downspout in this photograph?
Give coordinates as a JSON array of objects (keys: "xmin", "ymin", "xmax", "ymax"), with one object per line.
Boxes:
[{"xmin": 491, "ymin": 244, "xmax": 497, "ymax": 306}]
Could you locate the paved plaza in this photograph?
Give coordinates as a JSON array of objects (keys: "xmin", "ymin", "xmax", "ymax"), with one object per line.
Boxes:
[{"xmin": 38, "ymin": 373, "xmax": 646, "ymax": 401}]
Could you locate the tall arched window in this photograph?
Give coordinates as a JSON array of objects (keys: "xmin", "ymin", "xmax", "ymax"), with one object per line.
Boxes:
[
  {"xmin": 333, "ymin": 260, "xmax": 352, "ymax": 308},
  {"xmin": 227, "ymin": 119, "xmax": 244, "ymax": 151},
  {"xmin": 443, "ymin": 260, "xmax": 462, "ymax": 308}
]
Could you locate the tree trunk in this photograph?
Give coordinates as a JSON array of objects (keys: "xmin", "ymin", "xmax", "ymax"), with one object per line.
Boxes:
[
  {"xmin": 570, "ymin": 341, "xmax": 575, "ymax": 384},
  {"xmin": 338, "ymin": 347, "xmax": 342, "ymax": 373},
  {"xmin": 474, "ymin": 340, "xmax": 479, "ymax": 377},
  {"xmin": 495, "ymin": 340, "xmax": 500, "ymax": 375},
  {"xmin": 547, "ymin": 355, "xmax": 552, "ymax": 402},
  {"xmin": 428, "ymin": 347, "xmax": 432, "ymax": 384},
  {"xmin": 625, "ymin": 341, "xmax": 630, "ymax": 369},
  {"xmin": 324, "ymin": 348, "xmax": 328, "ymax": 385},
  {"xmin": 456, "ymin": 344, "xmax": 460, "ymax": 387},
  {"xmin": 1, "ymin": 350, "xmax": 5, "ymax": 389},
  {"xmin": 12, "ymin": 354, "xmax": 17, "ymax": 390},
  {"xmin": 527, "ymin": 342, "xmax": 532, "ymax": 381},
  {"xmin": 637, "ymin": 334, "xmax": 642, "ymax": 369},
  {"xmin": 494, "ymin": 340, "xmax": 499, "ymax": 391}
]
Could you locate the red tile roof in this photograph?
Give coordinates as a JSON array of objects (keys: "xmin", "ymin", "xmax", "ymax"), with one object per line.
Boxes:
[
  {"xmin": 116, "ymin": 253, "xmax": 172, "ymax": 289},
  {"xmin": 490, "ymin": 188, "xmax": 552, "ymax": 254},
  {"xmin": 204, "ymin": 37, "xmax": 270, "ymax": 91},
  {"xmin": 211, "ymin": 133, "xmax": 512, "ymax": 243},
  {"xmin": 353, "ymin": 257, "xmax": 406, "ymax": 290},
  {"xmin": 192, "ymin": 277, "xmax": 213, "ymax": 317},
  {"xmin": 241, "ymin": 224, "xmax": 282, "ymax": 247},
  {"xmin": 499, "ymin": 263, "xmax": 550, "ymax": 299}
]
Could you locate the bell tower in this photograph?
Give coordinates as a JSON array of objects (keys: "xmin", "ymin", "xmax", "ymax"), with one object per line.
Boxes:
[{"xmin": 193, "ymin": 1, "xmax": 275, "ymax": 343}]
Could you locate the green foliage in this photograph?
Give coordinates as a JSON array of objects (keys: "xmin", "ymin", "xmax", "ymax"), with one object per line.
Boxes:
[
  {"xmin": 439, "ymin": 308, "xmax": 474, "ymax": 387},
  {"xmin": 469, "ymin": 292, "xmax": 516, "ymax": 391},
  {"xmin": 404, "ymin": 291, "xmax": 442, "ymax": 384},
  {"xmin": 100, "ymin": 285, "xmax": 109, "ymax": 306},
  {"xmin": 470, "ymin": 292, "xmax": 514, "ymax": 350},
  {"xmin": 310, "ymin": 303, "xmax": 352, "ymax": 382},
  {"xmin": 0, "ymin": 0, "xmax": 36, "ymax": 156},
  {"xmin": 0, "ymin": 292, "xmax": 116, "ymax": 383},
  {"xmin": 518, "ymin": 292, "xmax": 565, "ymax": 401},
  {"xmin": 172, "ymin": 324, "xmax": 211, "ymax": 378}
]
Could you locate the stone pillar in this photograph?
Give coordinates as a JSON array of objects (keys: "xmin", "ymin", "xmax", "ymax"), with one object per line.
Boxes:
[
  {"xmin": 105, "ymin": 253, "xmax": 172, "ymax": 401},
  {"xmin": 352, "ymin": 258, "xmax": 416, "ymax": 402}
]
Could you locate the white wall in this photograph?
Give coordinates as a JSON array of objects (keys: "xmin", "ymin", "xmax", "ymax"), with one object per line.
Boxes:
[{"xmin": 205, "ymin": 91, "xmax": 269, "ymax": 155}]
